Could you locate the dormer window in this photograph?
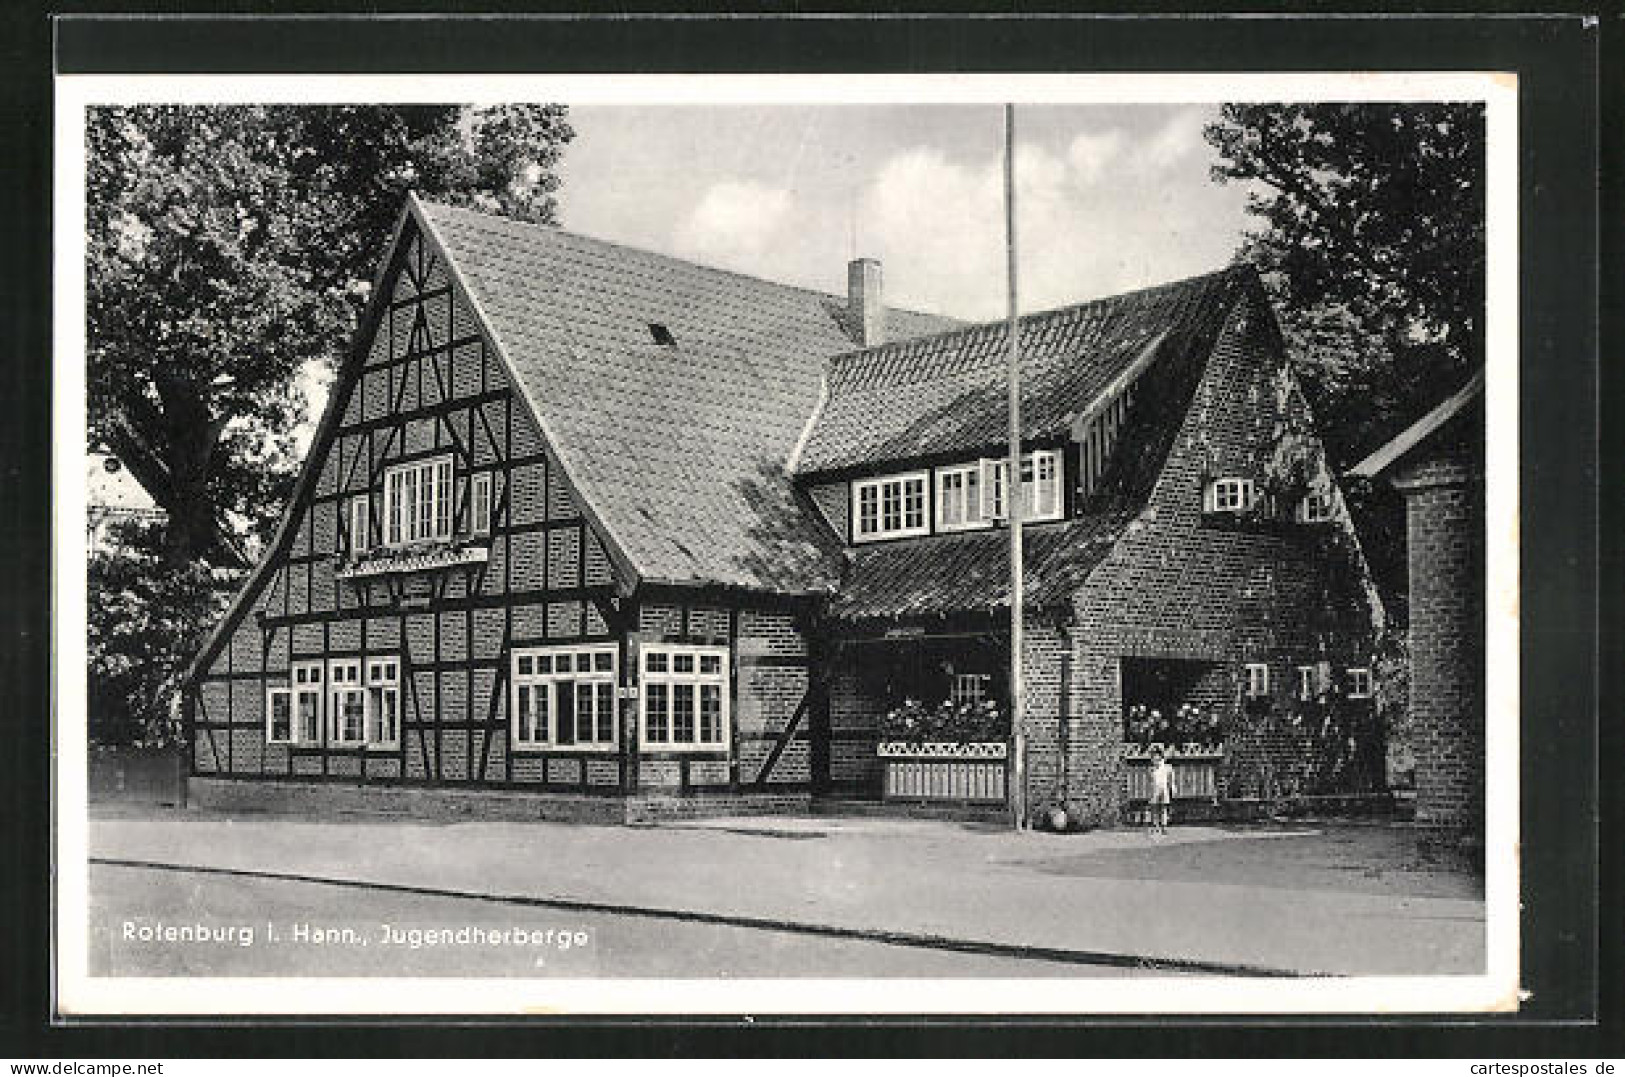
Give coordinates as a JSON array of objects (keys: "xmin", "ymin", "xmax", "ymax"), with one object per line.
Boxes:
[
  {"xmin": 983, "ymin": 449, "xmax": 1063, "ymax": 523},
  {"xmin": 1204, "ymin": 476, "xmax": 1257, "ymax": 514},
  {"xmin": 854, "ymin": 472, "xmax": 929, "ymax": 542}
]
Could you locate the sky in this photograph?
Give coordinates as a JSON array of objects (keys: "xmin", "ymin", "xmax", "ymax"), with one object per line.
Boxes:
[{"xmin": 556, "ymin": 104, "xmax": 1258, "ymax": 322}]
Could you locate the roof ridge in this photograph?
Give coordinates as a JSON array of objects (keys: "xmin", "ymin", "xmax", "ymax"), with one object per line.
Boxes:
[
  {"xmin": 416, "ymin": 197, "xmax": 960, "ymax": 327},
  {"xmin": 825, "ymin": 262, "xmax": 1250, "ymax": 381}
]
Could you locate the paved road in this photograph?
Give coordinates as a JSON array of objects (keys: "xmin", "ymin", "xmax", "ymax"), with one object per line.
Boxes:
[
  {"xmin": 89, "ymin": 809, "xmax": 1486, "ymax": 977},
  {"xmin": 91, "ymin": 861, "xmax": 1159, "ymax": 978}
]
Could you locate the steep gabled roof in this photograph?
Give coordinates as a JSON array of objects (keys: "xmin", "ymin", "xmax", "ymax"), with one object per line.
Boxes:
[
  {"xmin": 793, "ymin": 266, "xmax": 1253, "ymax": 476},
  {"xmin": 418, "ymin": 200, "xmax": 959, "ymax": 594}
]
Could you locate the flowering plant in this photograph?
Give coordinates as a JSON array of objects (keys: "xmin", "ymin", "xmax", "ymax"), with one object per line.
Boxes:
[
  {"xmin": 1124, "ymin": 701, "xmax": 1224, "ymax": 747},
  {"xmin": 880, "ymin": 697, "xmax": 1006, "ymax": 744}
]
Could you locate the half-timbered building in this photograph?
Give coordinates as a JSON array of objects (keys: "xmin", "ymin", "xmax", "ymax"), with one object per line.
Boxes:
[{"xmin": 186, "ymin": 194, "xmax": 1382, "ymax": 824}]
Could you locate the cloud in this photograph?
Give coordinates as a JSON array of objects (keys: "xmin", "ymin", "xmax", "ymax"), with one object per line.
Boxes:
[
  {"xmin": 671, "ymin": 179, "xmax": 795, "ymax": 272},
  {"xmin": 856, "ymin": 111, "xmax": 1244, "ymax": 321}
]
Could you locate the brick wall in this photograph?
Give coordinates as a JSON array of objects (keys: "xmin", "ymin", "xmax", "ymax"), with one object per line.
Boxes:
[
  {"xmin": 1055, "ymin": 292, "xmax": 1379, "ymax": 824},
  {"xmin": 1396, "ymin": 451, "xmax": 1484, "ymax": 834}
]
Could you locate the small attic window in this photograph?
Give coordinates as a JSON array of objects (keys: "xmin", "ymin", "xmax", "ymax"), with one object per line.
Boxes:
[{"xmin": 648, "ymin": 322, "xmax": 676, "ymax": 346}]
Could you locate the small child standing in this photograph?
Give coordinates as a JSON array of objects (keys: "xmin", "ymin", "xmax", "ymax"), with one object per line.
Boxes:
[{"xmin": 1147, "ymin": 749, "xmax": 1175, "ymax": 836}]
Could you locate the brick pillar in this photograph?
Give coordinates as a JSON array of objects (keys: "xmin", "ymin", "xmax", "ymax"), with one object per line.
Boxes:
[{"xmin": 1397, "ymin": 457, "xmax": 1484, "ymax": 840}]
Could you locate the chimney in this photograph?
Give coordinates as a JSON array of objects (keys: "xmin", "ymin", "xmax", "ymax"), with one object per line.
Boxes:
[{"xmin": 847, "ymin": 258, "xmax": 884, "ymax": 346}]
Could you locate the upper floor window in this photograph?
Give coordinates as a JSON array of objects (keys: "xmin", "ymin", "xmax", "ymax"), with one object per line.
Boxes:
[
  {"xmin": 470, "ymin": 472, "xmax": 492, "ymax": 536},
  {"xmin": 853, "ymin": 472, "xmax": 928, "ymax": 542},
  {"xmin": 384, "ymin": 455, "xmax": 453, "ymax": 546},
  {"xmin": 985, "ymin": 449, "xmax": 1063, "ymax": 523},
  {"xmin": 1346, "ymin": 667, "xmax": 1373, "ymax": 699},
  {"xmin": 641, "ymin": 645, "xmax": 730, "ymax": 751},
  {"xmin": 1205, "ymin": 476, "xmax": 1257, "ymax": 514},
  {"xmin": 1297, "ymin": 489, "xmax": 1336, "ymax": 523},
  {"xmin": 1294, "ymin": 664, "xmax": 1319, "ymax": 702},
  {"xmin": 1243, "ymin": 662, "xmax": 1271, "ymax": 699},
  {"xmin": 346, "ymin": 494, "xmax": 371, "ymax": 554},
  {"xmin": 936, "ymin": 464, "xmax": 983, "ymax": 532},
  {"xmin": 511, "ymin": 645, "xmax": 619, "ymax": 751}
]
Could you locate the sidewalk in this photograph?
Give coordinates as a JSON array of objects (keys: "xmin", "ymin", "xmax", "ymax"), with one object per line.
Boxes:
[{"xmin": 87, "ymin": 806, "xmax": 1485, "ymax": 976}]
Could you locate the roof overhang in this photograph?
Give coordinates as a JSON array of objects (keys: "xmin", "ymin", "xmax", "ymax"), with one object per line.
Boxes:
[{"xmin": 1348, "ymin": 369, "xmax": 1485, "ymax": 480}]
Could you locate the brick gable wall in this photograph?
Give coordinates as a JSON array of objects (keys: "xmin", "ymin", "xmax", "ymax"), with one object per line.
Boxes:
[{"xmin": 1038, "ymin": 293, "xmax": 1380, "ymax": 824}]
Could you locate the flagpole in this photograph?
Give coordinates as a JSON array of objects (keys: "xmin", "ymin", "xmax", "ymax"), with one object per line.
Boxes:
[{"xmin": 1003, "ymin": 103, "xmax": 1027, "ymax": 832}]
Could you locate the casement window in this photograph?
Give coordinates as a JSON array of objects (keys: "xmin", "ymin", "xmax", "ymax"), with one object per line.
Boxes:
[
  {"xmin": 291, "ymin": 661, "xmax": 323, "ymax": 744},
  {"xmin": 269, "ymin": 661, "xmax": 330, "ymax": 745},
  {"xmin": 936, "ymin": 464, "xmax": 985, "ymax": 532},
  {"xmin": 328, "ymin": 659, "xmax": 366, "ymax": 746},
  {"xmin": 641, "ymin": 645, "xmax": 730, "ymax": 751},
  {"xmin": 1297, "ymin": 489, "xmax": 1336, "ymax": 523},
  {"xmin": 853, "ymin": 472, "xmax": 929, "ymax": 542},
  {"xmin": 983, "ymin": 449, "xmax": 1064, "ymax": 523},
  {"xmin": 266, "ymin": 687, "xmax": 293, "ymax": 744},
  {"xmin": 366, "ymin": 658, "xmax": 401, "ymax": 749},
  {"xmin": 469, "ymin": 472, "xmax": 492, "ymax": 536},
  {"xmin": 1347, "ymin": 667, "xmax": 1374, "ymax": 699},
  {"xmin": 1243, "ymin": 662, "xmax": 1271, "ymax": 699},
  {"xmin": 511, "ymin": 645, "xmax": 619, "ymax": 751},
  {"xmin": 1295, "ymin": 665, "xmax": 1318, "ymax": 702},
  {"xmin": 384, "ymin": 455, "xmax": 454, "ymax": 545},
  {"xmin": 347, "ymin": 494, "xmax": 371, "ymax": 554},
  {"xmin": 951, "ymin": 673, "xmax": 989, "ymax": 707},
  {"xmin": 1205, "ymin": 477, "xmax": 1258, "ymax": 514}
]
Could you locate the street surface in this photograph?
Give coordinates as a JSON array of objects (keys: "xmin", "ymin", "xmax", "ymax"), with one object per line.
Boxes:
[
  {"xmin": 91, "ymin": 860, "xmax": 1149, "ymax": 977},
  {"xmin": 87, "ymin": 806, "xmax": 1485, "ymax": 978}
]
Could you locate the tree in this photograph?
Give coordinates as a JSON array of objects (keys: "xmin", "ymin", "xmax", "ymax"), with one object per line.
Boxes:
[
  {"xmin": 1204, "ymin": 102, "xmax": 1485, "ymax": 608},
  {"xmin": 86, "ymin": 104, "xmax": 574, "ymax": 565}
]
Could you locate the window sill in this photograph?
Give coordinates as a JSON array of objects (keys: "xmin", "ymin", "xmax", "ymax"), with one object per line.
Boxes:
[
  {"xmin": 511, "ymin": 743, "xmax": 620, "ymax": 754},
  {"xmin": 638, "ymin": 743, "xmax": 731, "ymax": 755}
]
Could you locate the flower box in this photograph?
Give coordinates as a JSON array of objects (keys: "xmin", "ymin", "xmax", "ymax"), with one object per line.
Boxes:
[
  {"xmin": 337, "ymin": 542, "xmax": 489, "ymax": 580},
  {"xmin": 1122, "ymin": 743, "xmax": 1225, "ymax": 803},
  {"xmin": 878, "ymin": 741, "xmax": 1008, "ymax": 804}
]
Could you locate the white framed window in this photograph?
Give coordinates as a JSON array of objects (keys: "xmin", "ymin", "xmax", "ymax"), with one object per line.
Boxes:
[
  {"xmin": 328, "ymin": 659, "xmax": 366, "ymax": 745},
  {"xmin": 292, "ymin": 661, "xmax": 324, "ymax": 745},
  {"xmin": 1205, "ymin": 477, "xmax": 1258, "ymax": 514},
  {"xmin": 1294, "ymin": 665, "xmax": 1318, "ymax": 702},
  {"xmin": 853, "ymin": 472, "xmax": 929, "ymax": 542},
  {"xmin": 1297, "ymin": 489, "xmax": 1336, "ymax": 523},
  {"xmin": 1347, "ymin": 667, "xmax": 1374, "ymax": 699},
  {"xmin": 951, "ymin": 673, "xmax": 989, "ymax": 707},
  {"xmin": 936, "ymin": 464, "xmax": 986, "ymax": 532},
  {"xmin": 384, "ymin": 454, "xmax": 454, "ymax": 546},
  {"xmin": 347, "ymin": 494, "xmax": 371, "ymax": 554},
  {"xmin": 511, "ymin": 644, "xmax": 619, "ymax": 751},
  {"xmin": 641, "ymin": 645, "xmax": 730, "ymax": 751},
  {"xmin": 266, "ymin": 687, "xmax": 293, "ymax": 744},
  {"xmin": 983, "ymin": 449, "xmax": 1064, "ymax": 523},
  {"xmin": 470, "ymin": 472, "xmax": 492, "ymax": 536},
  {"xmin": 366, "ymin": 657, "xmax": 401, "ymax": 749},
  {"xmin": 1243, "ymin": 662, "xmax": 1271, "ymax": 699}
]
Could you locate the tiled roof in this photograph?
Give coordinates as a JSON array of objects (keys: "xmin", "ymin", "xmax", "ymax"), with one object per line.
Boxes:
[
  {"xmin": 830, "ymin": 515, "xmax": 1130, "ymax": 622},
  {"xmin": 419, "ymin": 200, "xmax": 959, "ymax": 594},
  {"xmin": 794, "ymin": 267, "xmax": 1252, "ymax": 475}
]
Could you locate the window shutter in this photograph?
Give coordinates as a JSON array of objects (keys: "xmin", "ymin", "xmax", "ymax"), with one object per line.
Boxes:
[
  {"xmin": 980, "ymin": 458, "xmax": 1006, "ymax": 521},
  {"xmin": 1202, "ymin": 480, "xmax": 1217, "ymax": 513}
]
